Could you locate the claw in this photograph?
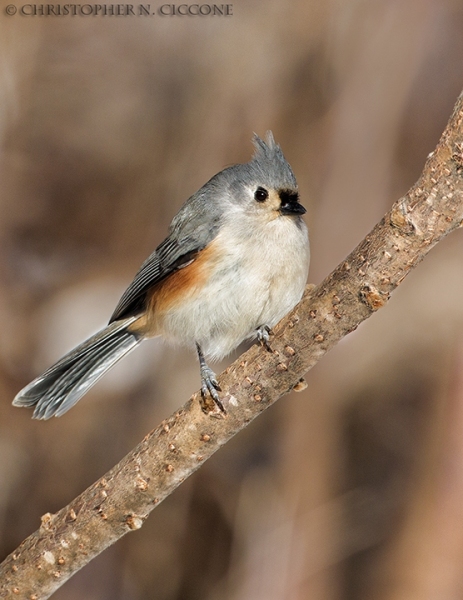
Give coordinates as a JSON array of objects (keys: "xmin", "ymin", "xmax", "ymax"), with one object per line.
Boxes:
[
  {"xmin": 196, "ymin": 343, "xmax": 225, "ymax": 412},
  {"xmin": 200, "ymin": 366, "xmax": 224, "ymax": 412},
  {"xmin": 256, "ymin": 325, "xmax": 272, "ymax": 352}
]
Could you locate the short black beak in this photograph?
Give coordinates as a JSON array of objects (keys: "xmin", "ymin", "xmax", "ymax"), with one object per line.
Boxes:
[
  {"xmin": 280, "ymin": 201, "xmax": 306, "ymax": 215},
  {"xmin": 279, "ymin": 189, "xmax": 306, "ymax": 215}
]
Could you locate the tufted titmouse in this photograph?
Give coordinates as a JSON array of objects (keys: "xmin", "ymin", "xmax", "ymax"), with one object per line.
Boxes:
[{"xmin": 13, "ymin": 132, "xmax": 310, "ymax": 419}]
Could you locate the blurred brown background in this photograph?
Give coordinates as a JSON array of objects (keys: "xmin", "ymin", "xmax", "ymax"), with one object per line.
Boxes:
[{"xmin": 2, "ymin": 0, "xmax": 463, "ymax": 598}]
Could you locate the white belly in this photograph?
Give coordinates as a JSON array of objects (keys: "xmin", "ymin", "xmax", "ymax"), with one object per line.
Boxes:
[{"xmin": 160, "ymin": 216, "xmax": 309, "ymax": 361}]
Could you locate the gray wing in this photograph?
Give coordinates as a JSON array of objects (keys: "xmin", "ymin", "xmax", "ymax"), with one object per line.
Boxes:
[
  {"xmin": 109, "ymin": 185, "xmax": 224, "ymax": 323},
  {"xmin": 109, "ymin": 237, "xmax": 202, "ymax": 322}
]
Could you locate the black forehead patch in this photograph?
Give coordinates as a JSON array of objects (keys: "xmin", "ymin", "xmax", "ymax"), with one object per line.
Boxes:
[{"xmin": 279, "ymin": 189, "xmax": 299, "ymax": 204}]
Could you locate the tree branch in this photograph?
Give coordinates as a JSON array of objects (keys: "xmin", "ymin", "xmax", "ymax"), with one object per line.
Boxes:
[{"xmin": 2, "ymin": 91, "xmax": 463, "ymax": 599}]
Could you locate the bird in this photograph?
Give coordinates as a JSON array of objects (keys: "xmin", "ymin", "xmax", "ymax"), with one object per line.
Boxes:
[{"xmin": 13, "ymin": 132, "xmax": 310, "ymax": 419}]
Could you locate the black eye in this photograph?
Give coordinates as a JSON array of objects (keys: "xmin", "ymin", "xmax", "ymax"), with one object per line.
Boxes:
[{"xmin": 254, "ymin": 187, "xmax": 268, "ymax": 202}]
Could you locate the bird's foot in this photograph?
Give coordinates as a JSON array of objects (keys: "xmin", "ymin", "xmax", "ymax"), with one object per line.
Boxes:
[
  {"xmin": 200, "ymin": 364, "xmax": 224, "ymax": 412},
  {"xmin": 196, "ymin": 343, "xmax": 225, "ymax": 413},
  {"xmin": 256, "ymin": 325, "xmax": 272, "ymax": 352}
]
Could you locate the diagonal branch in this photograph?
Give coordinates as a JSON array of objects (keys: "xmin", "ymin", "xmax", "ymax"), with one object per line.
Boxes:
[{"xmin": 2, "ymin": 91, "xmax": 463, "ymax": 599}]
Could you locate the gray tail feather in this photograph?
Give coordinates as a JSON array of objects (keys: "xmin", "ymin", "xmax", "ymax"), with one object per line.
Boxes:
[{"xmin": 13, "ymin": 317, "xmax": 141, "ymax": 419}]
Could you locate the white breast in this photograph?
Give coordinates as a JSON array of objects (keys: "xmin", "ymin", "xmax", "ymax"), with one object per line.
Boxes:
[{"xmin": 160, "ymin": 215, "xmax": 310, "ymax": 361}]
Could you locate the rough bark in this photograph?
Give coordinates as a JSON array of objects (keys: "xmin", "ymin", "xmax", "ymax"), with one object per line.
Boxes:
[{"xmin": 1, "ymin": 91, "xmax": 463, "ymax": 599}]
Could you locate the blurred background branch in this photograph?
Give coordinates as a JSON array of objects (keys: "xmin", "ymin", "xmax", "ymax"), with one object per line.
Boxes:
[{"xmin": 2, "ymin": 1, "xmax": 463, "ymax": 599}]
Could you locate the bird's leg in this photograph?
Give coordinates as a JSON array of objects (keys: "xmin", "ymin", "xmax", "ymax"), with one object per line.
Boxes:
[
  {"xmin": 256, "ymin": 325, "xmax": 272, "ymax": 352},
  {"xmin": 196, "ymin": 343, "xmax": 224, "ymax": 412}
]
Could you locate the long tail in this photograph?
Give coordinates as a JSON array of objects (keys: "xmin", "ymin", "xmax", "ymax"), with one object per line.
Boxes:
[{"xmin": 13, "ymin": 317, "xmax": 142, "ymax": 420}]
